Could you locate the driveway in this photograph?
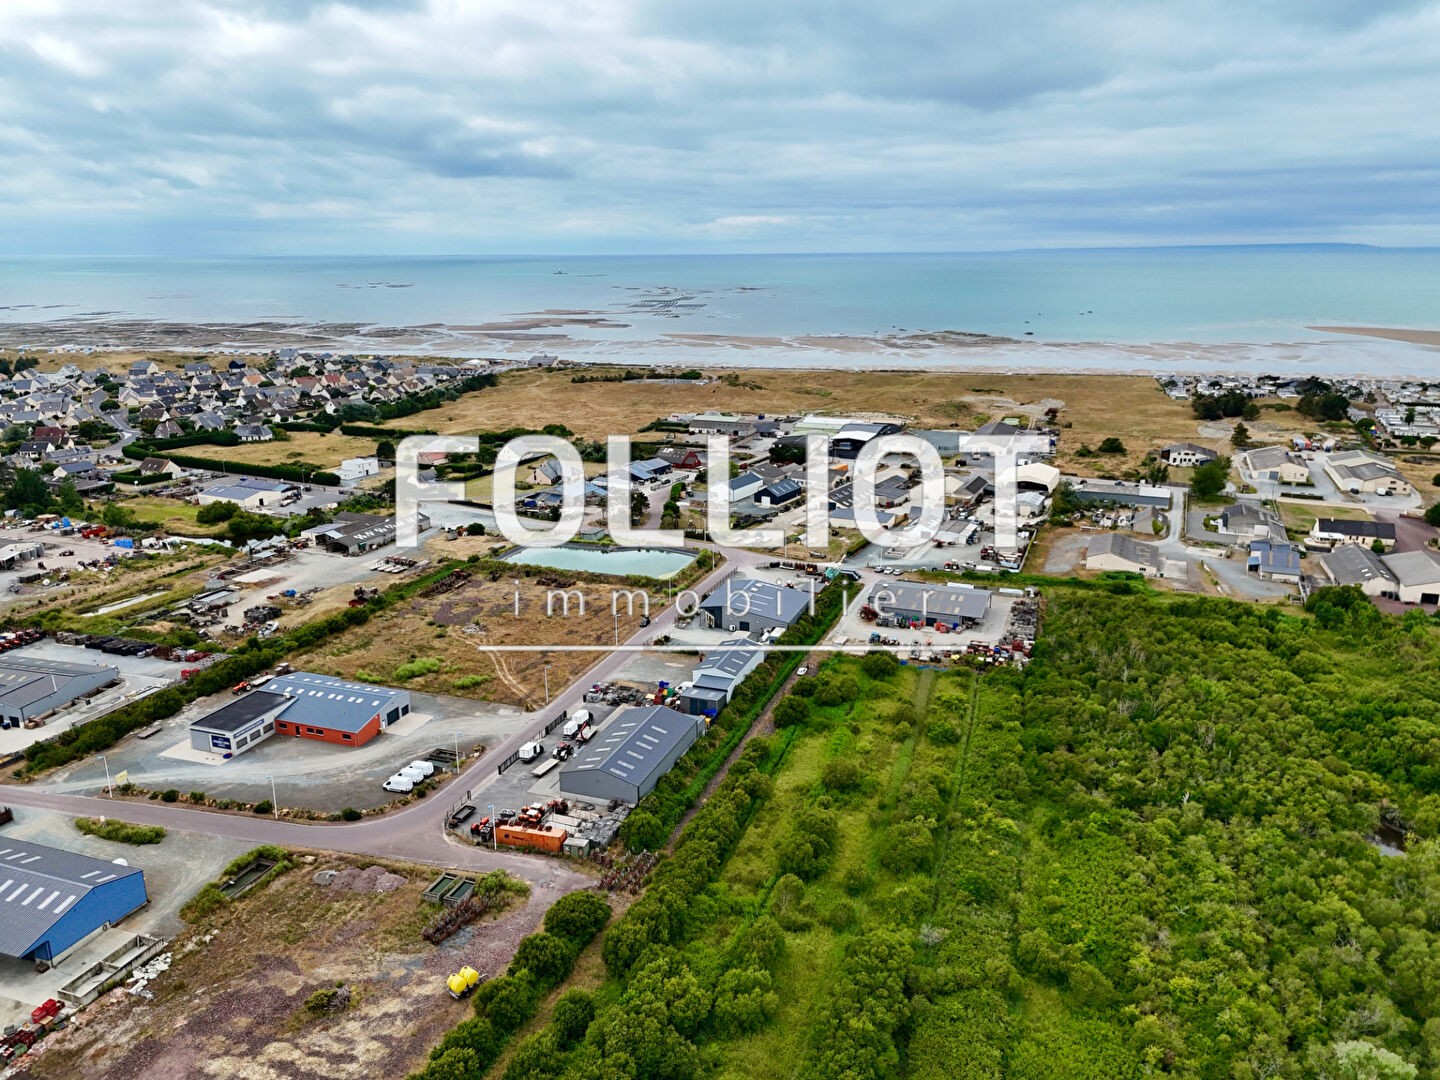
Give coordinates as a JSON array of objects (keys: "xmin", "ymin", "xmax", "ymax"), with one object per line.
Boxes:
[{"xmin": 1373, "ymin": 509, "xmax": 1438, "ymax": 554}]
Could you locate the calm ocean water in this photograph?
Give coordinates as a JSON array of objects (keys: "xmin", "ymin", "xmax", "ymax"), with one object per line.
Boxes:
[{"xmin": 1, "ymin": 248, "xmax": 1437, "ymax": 374}]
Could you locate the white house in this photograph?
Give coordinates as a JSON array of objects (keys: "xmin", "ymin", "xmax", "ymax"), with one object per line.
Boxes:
[
  {"xmin": 337, "ymin": 456, "xmax": 381, "ymax": 483},
  {"xmin": 1159, "ymin": 443, "xmax": 1218, "ymax": 468}
]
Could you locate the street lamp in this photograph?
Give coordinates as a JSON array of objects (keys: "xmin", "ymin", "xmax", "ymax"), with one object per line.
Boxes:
[
  {"xmin": 487, "ymin": 804, "xmax": 496, "ymax": 850},
  {"xmin": 453, "ymin": 732, "xmax": 461, "ymax": 773},
  {"xmin": 543, "ymin": 663, "xmax": 551, "ymax": 705},
  {"xmin": 613, "ymin": 610, "xmax": 619, "ymax": 646},
  {"xmin": 265, "ymin": 775, "xmax": 278, "ymax": 819},
  {"xmin": 99, "ymin": 754, "xmax": 112, "ymax": 798}
]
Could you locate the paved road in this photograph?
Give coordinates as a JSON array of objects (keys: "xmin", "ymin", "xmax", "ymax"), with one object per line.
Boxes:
[{"xmin": 5, "ymin": 535, "xmax": 761, "ymax": 890}]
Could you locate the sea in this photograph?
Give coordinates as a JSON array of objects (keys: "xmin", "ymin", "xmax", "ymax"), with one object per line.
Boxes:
[{"xmin": 1, "ymin": 247, "xmax": 1437, "ymax": 377}]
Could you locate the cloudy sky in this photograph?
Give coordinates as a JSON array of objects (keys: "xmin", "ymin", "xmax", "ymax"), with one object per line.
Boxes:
[{"xmin": 1, "ymin": 0, "xmax": 1437, "ymax": 254}]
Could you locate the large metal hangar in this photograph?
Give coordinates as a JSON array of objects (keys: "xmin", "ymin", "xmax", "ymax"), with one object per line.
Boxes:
[
  {"xmin": 557, "ymin": 704, "xmax": 707, "ymax": 805},
  {"xmin": 0, "ymin": 839, "xmax": 148, "ymax": 965}
]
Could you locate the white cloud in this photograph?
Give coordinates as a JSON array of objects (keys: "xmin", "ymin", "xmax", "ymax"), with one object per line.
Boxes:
[{"xmin": 0, "ymin": 0, "xmax": 1435, "ymax": 252}]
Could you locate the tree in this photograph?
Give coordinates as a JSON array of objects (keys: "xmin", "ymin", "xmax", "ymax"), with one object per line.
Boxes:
[
  {"xmin": 860, "ymin": 650, "xmax": 900, "ymax": 680},
  {"xmin": 1331, "ymin": 1040, "xmax": 1418, "ymax": 1080},
  {"xmin": 1143, "ymin": 458, "xmax": 1170, "ymax": 485},
  {"xmin": 1190, "ymin": 457, "xmax": 1231, "ymax": 500},
  {"xmin": 1097, "ymin": 437, "xmax": 1126, "ymax": 454},
  {"xmin": 618, "ymin": 807, "xmax": 666, "ymax": 852},
  {"xmin": 3, "ymin": 467, "xmax": 50, "ymax": 511},
  {"xmin": 1231, "ymin": 422, "xmax": 1251, "ymax": 449},
  {"xmin": 54, "ymin": 478, "xmax": 83, "ymax": 515},
  {"xmin": 101, "ymin": 502, "xmax": 138, "ymax": 529},
  {"xmin": 1373, "ymin": 538, "xmax": 1387, "ymax": 554},
  {"xmin": 196, "ymin": 500, "xmax": 239, "ymax": 524},
  {"xmin": 1424, "ymin": 503, "xmax": 1440, "ymax": 527},
  {"xmin": 375, "ymin": 439, "xmax": 396, "ymax": 462},
  {"xmin": 773, "ymin": 696, "xmax": 809, "ymax": 728},
  {"xmin": 1406, "ymin": 406, "xmax": 1418, "ymax": 426}
]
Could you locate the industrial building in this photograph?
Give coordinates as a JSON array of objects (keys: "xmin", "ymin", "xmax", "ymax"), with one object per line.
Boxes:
[
  {"xmin": 187, "ymin": 690, "xmax": 290, "ymax": 756},
  {"xmin": 196, "ymin": 477, "xmax": 297, "ymax": 509},
  {"xmin": 301, "ymin": 511, "xmax": 428, "ymax": 555},
  {"xmin": 1085, "ymin": 533, "xmax": 1166, "ymax": 577},
  {"xmin": 1065, "ymin": 478, "xmax": 1172, "ymax": 509},
  {"xmin": 557, "ymin": 704, "xmax": 708, "ymax": 805},
  {"xmin": 867, "ymin": 580, "xmax": 991, "ymax": 627},
  {"xmin": 679, "ymin": 639, "xmax": 764, "ymax": 716},
  {"xmin": 0, "ymin": 839, "xmax": 148, "ymax": 965},
  {"xmin": 189, "ymin": 671, "xmax": 411, "ymax": 752},
  {"xmin": 1318, "ymin": 544, "xmax": 1397, "ymax": 597},
  {"xmin": 1324, "ymin": 450, "xmax": 1411, "ymax": 496},
  {"xmin": 700, "ymin": 579, "xmax": 813, "ymax": 634},
  {"xmin": 0, "ymin": 656, "xmax": 120, "ymax": 725},
  {"xmin": 1381, "ymin": 550, "xmax": 1440, "ymax": 605}
]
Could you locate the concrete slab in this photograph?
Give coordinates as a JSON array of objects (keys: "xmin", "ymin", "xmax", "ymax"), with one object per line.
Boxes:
[
  {"xmin": 383, "ymin": 710, "xmax": 435, "ymax": 738},
  {"xmin": 158, "ymin": 740, "xmax": 227, "ymax": 766}
]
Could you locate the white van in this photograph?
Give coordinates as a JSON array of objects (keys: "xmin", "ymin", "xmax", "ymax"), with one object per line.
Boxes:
[
  {"xmin": 382, "ymin": 775, "xmax": 414, "ymax": 793},
  {"xmin": 397, "ymin": 765, "xmax": 428, "ymax": 783},
  {"xmin": 407, "ymin": 759, "xmax": 436, "ymax": 778}
]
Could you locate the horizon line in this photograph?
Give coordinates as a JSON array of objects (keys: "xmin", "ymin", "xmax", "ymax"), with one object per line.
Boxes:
[{"xmin": 5, "ymin": 241, "xmax": 1439, "ymax": 260}]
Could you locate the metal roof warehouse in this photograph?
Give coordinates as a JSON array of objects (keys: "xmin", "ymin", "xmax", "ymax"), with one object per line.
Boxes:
[
  {"xmin": 557, "ymin": 704, "xmax": 708, "ymax": 805},
  {"xmin": 868, "ymin": 581, "xmax": 992, "ymax": 627},
  {"xmin": 0, "ymin": 655, "xmax": 120, "ymax": 724},
  {"xmin": 189, "ymin": 671, "xmax": 411, "ymax": 754},
  {"xmin": 0, "ymin": 839, "xmax": 148, "ymax": 964}
]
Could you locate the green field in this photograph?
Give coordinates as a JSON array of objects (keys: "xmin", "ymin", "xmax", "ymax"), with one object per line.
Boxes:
[{"xmin": 472, "ymin": 582, "xmax": 1440, "ymax": 1080}]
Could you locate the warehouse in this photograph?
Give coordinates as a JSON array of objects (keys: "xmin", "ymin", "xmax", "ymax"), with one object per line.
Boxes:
[
  {"xmin": 301, "ymin": 511, "xmax": 429, "ymax": 555},
  {"xmin": 195, "ymin": 477, "xmax": 297, "ymax": 509},
  {"xmin": 867, "ymin": 580, "xmax": 991, "ymax": 627},
  {"xmin": 190, "ymin": 671, "xmax": 412, "ymax": 750},
  {"xmin": 557, "ymin": 704, "xmax": 708, "ymax": 805},
  {"xmin": 1085, "ymin": 533, "xmax": 1166, "ymax": 577},
  {"xmin": 1381, "ymin": 550, "xmax": 1440, "ymax": 605},
  {"xmin": 187, "ymin": 690, "xmax": 290, "ymax": 757},
  {"xmin": 679, "ymin": 639, "xmax": 763, "ymax": 716},
  {"xmin": 1065, "ymin": 478, "xmax": 1172, "ymax": 509},
  {"xmin": 0, "ymin": 656, "xmax": 120, "ymax": 725},
  {"xmin": 699, "ymin": 578, "xmax": 813, "ymax": 634},
  {"xmin": 0, "ymin": 839, "xmax": 148, "ymax": 965},
  {"xmin": 268, "ymin": 671, "xmax": 410, "ymax": 746},
  {"xmin": 1318, "ymin": 544, "xmax": 1397, "ymax": 597}
]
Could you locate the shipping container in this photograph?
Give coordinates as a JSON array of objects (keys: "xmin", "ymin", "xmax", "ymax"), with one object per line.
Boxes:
[{"xmin": 494, "ymin": 824, "xmax": 568, "ymax": 853}]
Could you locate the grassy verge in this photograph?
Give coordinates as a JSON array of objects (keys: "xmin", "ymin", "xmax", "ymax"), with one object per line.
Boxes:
[{"xmin": 74, "ymin": 817, "xmax": 166, "ymax": 845}]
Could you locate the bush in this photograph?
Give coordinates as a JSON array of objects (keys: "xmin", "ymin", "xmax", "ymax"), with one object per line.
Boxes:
[
  {"xmin": 161, "ymin": 789, "xmax": 180, "ymax": 803},
  {"xmin": 509, "ymin": 932, "xmax": 575, "ymax": 988},
  {"xmin": 339, "ymin": 807, "xmax": 363, "ymax": 821},
  {"xmin": 776, "ymin": 806, "xmax": 838, "ymax": 880},
  {"xmin": 75, "ymin": 817, "xmax": 166, "ymax": 845},
  {"xmin": 394, "ymin": 657, "xmax": 444, "ymax": 680},
  {"xmin": 860, "ymin": 650, "xmax": 900, "ymax": 680},
  {"xmin": 253, "ymin": 800, "xmax": 274, "ymax": 816},
  {"xmin": 880, "ymin": 816, "xmax": 936, "ymax": 873},
  {"xmin": 479, "ymin": 972, "xmax": 541, "ymax": 1034},
  {"xmin": 773, "ymin": 695, "xmax": 809, "ymax": 728},
  {"xmin": 712, "ymin": 966, "xmax": 779, "ymax": 1036},
  {"xmin": 542, "ymin": 890, "xmax": 612, "ymax": 946},
  {"xmin": 180, "ymin": 883, "xmax": 228, "ymax": 923},
  {"xmin": 813, "ymin": 673, "xmax": 859, "ymax": 708},
  {"xmin": 821, "ymin": 757, "xmax": 862, "ymax": 792},
  {"xmin": 1097, "ymin": 437, "xmax": 1127, "ymax": 454},
  {"xmin": 188, "ymin": 791, "xmax": 206, "ymax": 804},
  {"xmin": 550, "ymin": 989, "xmax": 596, "ymax": 1046}
]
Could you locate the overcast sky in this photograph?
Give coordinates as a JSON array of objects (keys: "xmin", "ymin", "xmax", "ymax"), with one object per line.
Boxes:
[{"xmin": 1, "ymin": 0, "xmax": 1437, "ymax": 254}]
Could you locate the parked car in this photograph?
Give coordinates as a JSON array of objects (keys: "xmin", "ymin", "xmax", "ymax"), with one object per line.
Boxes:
[
  {"xmin": 381, "ymin": 775, "xmax": 414, "ymax": 794},
  {"xmin": 407, "ymin": 759, "xmax": 436, "ymax": 778},
  {"xmin": 397, "ymin": 765, "xmax": 428, "ymax": 783}
]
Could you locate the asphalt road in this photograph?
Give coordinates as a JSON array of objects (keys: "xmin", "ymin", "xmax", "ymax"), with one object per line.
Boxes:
[{"xmin": 4, "ymin": 537, "xmax": 756, "ymax": 891}]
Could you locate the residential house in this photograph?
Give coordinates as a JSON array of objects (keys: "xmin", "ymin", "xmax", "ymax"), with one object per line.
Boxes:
[
  {"xmin": 235, "ymin": 424, "xmax": 274, "ymax": 442},
  {"xmin": 1159, "ymin": 442, "xmax": 1219, "ymax": 467},
  {"xmin": 1243, "ymin": 445, "xmax": 1310, "ymax": 485},
  {"xmin": 1307, "ymin": 518, "xmax": 1397, "ymax": 551},
  {"xmin": 1248, "ymin": 540, "xmax": 1303, "ymax": 583}
]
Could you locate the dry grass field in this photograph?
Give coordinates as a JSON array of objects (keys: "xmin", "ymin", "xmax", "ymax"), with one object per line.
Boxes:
[
  {"xmin": 389, "ymin": 367, "xmax": 1213, "ymax": 474},
  {"xmin": 205, "ymin": 430, "xmax": 381, "ymax": 470},
  {"xmin": 22, "ymin": 853, "xmax": 536, "ymax": 1080},
  {"xmin": 294, "ymin": 566, "xmax": 650, "ymax": 708}
]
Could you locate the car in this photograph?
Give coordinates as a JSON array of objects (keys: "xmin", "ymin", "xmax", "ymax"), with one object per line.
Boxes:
[
  {"xmin": 381, "ymin": 775, "xmax": 414, "ymax": 794},
  {"xmin": 795, "ymin": 666, "xmax": 808, "ymax": 676},
  {"xmin": 517, "ymin": 741, "xmax": 544, "ymax": 763}
]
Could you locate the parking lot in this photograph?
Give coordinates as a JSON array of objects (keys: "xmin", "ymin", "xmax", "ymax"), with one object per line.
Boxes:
[
  {"xmin": 0, "ymin": 640, "xmax": 193, "ymax": 757},
  {"xmin": 0, "ymin": 805, "xmax": 248, "ymax": 1026},
  {"xmin": 34, "ymin": 685, "xmax": 529, "ymax": 812},
  {"xmin": 830, "ymin": 579, "xmax": 1025, "ymax": 653},
  {"xmin": 217, "ymin": 545, "xmax": 418, "ymax": 632}
]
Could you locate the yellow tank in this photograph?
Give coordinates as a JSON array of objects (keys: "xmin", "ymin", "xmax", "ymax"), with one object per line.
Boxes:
[
  {"xmin": 447, "ymin": 973, "xmax": 468, "ymax": 997},
  {"xmin": 458, "ymin": 966, "xmax": 480, "ymax": 988}
]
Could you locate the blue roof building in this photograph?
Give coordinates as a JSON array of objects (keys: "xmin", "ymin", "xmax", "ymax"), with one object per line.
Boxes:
[{"xmin": 0, "ymin": 839, "xmax": 148, "ymax": 964}]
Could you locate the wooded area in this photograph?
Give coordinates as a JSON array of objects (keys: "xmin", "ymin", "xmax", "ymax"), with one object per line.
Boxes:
[{"xmin": 477, "ymin": 584, "xmax": 1440, "ymax": 1080}]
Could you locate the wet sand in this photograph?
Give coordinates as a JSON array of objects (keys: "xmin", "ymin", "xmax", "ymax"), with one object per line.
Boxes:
[
  {"xmin": 2, "ymin": 316, "xmax": 1438, "ymax": 378},
  {"xmin": 1310, "ymin": 326, "xmax": 1440, "ymax": 347}
]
